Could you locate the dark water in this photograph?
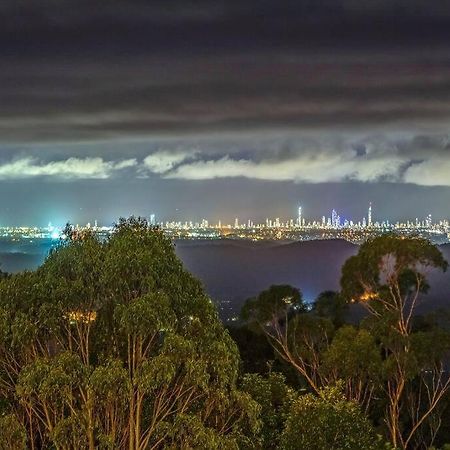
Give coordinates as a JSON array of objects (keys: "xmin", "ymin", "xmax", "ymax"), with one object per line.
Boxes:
[
  {"xmin": 0, "ymin": 238, "xmax": 58, "ymax": 273},
  {"xmin": 1, "ymin": 238, "xmax": 449, "ymax": 319}
]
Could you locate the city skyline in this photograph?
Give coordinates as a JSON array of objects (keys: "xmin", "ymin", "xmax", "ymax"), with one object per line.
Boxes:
[
  {"xmin": 159, "ymin": 202, "xmax": 443, "ymax": 230},
  {"xmin": 2, "ymin": 201, "xmax": 447, "ymax": 232}
]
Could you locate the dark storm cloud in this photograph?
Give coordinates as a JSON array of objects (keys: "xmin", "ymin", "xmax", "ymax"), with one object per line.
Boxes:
[
  {"xmin": 3, "ymin": 0, "xmax": 450, "ymax": 48},
  {"xmin": 2, "ymin": 50, "xmax": 450, "ymax": 142},
  {"xmin": 2, "ymin": 0, "xmax": 450, "ymax": 141}
]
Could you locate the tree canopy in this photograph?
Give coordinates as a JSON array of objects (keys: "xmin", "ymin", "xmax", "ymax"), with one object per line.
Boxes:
[
  {"xmin": 280, "ymin": 384, "xmax": 384, "ymax": 450},
  {"xmin": 241, "ymin": 285, "xmax": 307, "ymax": 326},
  {"xmin": 0, "ymin": 218, "xmax": 259, "ymax": 449},
  {"xmin": 1, "ymin": 225, "xmax": 450, "ymax": 449},
  {"xmin": 237, "ymin": 235, "xmax": 450, "ymax": 450}
]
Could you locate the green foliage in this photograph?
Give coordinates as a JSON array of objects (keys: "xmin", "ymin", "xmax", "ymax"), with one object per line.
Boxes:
[
  {"xmin": 241, "ymin": 372, "xmax": 296, "ymax": 449},
  {"xmin": 0, "ymin": 414, "xmax": 27, "ymax": 450},
  {"xmin": 339, "ymin": 235, "xmax": 450, "ymax": 449},
  {"xmin": 2, "ymin": 222, "xmax": 450, "ymax": 449},
  {"xmin": 322, "ymin": 325, "xmax": 382, "ymax": 392},
  {"xmin": 237, "ymin": 235, "xmax": 450, "ymax": 449},
  {"xmin": 410, "ymin": 329, "xmax": 450, "ymax": 368},
  {"xmin": 341, "ymin": 234, "xmax": 447, "ymax": 304},
  {"xmin": 241, "ymin": 285, "xmax": 307, "ymax": 325},
  {"xmin": 114, "ymin": 292, "xmax": 176, "ymax": 337},
  {"xmin": 280, "ymin": 384, "xmax": 384, "ymax": 450},
  {"xmin": 287, "ymin": 313, "xmax": 334, "ymax": 362},
  {"xmin": 17, "ymin": 352, "xmax": 85, "ymax": 406},
  {"xmin": 312, "ymin": 290, "xmax": 348, "ymax": 328},
  {"xmin": 159, "ymin": 413, "xmax": 237, "ymax": 450},
  {"xmin": 228, "ymin": 324, "xmax": 275, "ymax": 374},
  {"xmin": 89, "ymin": 359, "xmax": 130, "ymax": 405},
  {"xmin": 51, "ymin": 415, "xmax": 88, "ymax": 450},
  {"xmin": 0, "ymin": 217, "xmax": 257, "ymax": 449}
]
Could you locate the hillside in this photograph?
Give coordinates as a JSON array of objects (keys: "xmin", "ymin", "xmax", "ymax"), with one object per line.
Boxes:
[{"xmin": 175, "ymin": 239, "xmax": 359, "ymax": 316}]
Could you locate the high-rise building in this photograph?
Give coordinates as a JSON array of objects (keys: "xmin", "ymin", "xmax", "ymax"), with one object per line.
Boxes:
[
  {"xmin": 368, "ymin": 203, "xmax": 372, "ymax": 227},
  {"xmin": 331, "ymin": 209, "xmax": 338, "ymax": 228},
  {"xmin": 150, "ymin": 213, "xmax": 156, "ymax": 225},
  {"xmin": 298, "ymin": 206, "xmax": 302, "ymax": 227}
]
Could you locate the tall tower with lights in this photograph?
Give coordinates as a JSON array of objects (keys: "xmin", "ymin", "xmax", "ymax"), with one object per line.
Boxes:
[
  {"xmin": 298, "ymin": 206, "xmax": 302, "ymax": 227},
  {"xmin": 331, "ymin": 209, "xmax": 338, "ymax": 228},
  {"xmin": 368, "ymin": 202, "xmax": 372, "ymax": 227}
]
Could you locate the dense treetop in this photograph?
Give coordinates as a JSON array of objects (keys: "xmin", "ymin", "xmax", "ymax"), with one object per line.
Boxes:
[{"xmin": 0, "ymin": 218, "xmax": 259, "ymax": 449}]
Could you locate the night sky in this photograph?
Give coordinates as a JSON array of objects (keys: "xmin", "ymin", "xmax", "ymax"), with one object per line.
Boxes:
[{"xmin": 2, "ymin": 1, "xmax": 450, "ymax": 226}]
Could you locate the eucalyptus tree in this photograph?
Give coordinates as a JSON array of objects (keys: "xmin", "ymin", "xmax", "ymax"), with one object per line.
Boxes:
[
  {"xmin": 0, "ymin": 217, "xmax": 259, "ymax": 449},
  {"xmin": 341, "ymin": 235, "xmax": 450, "ymax": 449},
  {"xmin": 240, "ymin": 285, "xmax": 331, "ymax": 392},
  {"xmin": 241, "ymin": 285, "xmax": 380, "ymax": 407}
]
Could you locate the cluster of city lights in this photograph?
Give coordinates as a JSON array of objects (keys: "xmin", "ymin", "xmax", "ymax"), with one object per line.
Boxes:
[
  {"xmin": 0, "ymin": 204, "xmax": 449, "ymax": 245},
  {"xmin": 161, "ymin": 203, "xmax": 446, "ymax": 232}
]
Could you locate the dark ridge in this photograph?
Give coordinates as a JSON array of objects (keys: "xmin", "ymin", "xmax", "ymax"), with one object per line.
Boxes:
[{"xmin": 0, "ymin": 238, "xmax": 448, "ymax": 320}]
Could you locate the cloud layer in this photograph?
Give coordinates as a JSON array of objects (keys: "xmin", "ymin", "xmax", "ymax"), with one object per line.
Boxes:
[
  {"xmin": 2, "ymin": 134, "xmax": 449, "ymax": 186},
  {"xmin": 164, "ymin": 151, "xmax": 405, "ymax": 183},
  {"xmin": 1, "ymin": 1, "xmax": 450, "ymax": 153},
  {"xmin": 137, "ymin": 136, "xmax": 450, "ymax": 186},
  {"xmin": 2, "ymin": 51, "xmax": 450, "ymax": 143},
  {"xmin": 0, "ymin": 157, "xmax": 136, "ymax": 180},
  {"xmin": 142, "ymin": 150, "xmax": 198, "ymax": 174}
]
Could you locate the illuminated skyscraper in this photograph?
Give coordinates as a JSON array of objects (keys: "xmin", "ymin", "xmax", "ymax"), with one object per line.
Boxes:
[
  {"xmin": 150, "ymin": 213, "xmax": 156, "ymax": 225},
  {"xmin": 368, "ymin": 202, "xmax": 372, "ymax": 227},
  {"xmin": 298, "ymin": 206, "xmax": 302, "ymax": 227},
  {"xmin": 331, "ymin": 209, "xmax": 338, "ymax": 228}
]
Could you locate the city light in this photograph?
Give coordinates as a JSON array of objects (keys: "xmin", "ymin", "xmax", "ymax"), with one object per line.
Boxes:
[
  {"xmin": 158, "ymin": 203, "xmax": 450, "ymax": 244},
  {"xmin": 0, "ymin": 203, "xmax": 449, "ymax": 245}
]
